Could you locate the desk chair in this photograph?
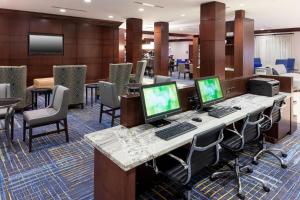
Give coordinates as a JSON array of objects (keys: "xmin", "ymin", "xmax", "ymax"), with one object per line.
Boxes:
[
  {"xmin": 154, "ymin": 124, "xmax": 225, "ymax": 199},
  {"xmin": 211, "ymin": 109, "xmax": 270, "ymax": 199},
  {"xmin": 0, "ymin": 84, "xmax": 14, "ymax": 141},
  {"xmin": 253, "ymin": 97, "xmax": 288, "ymax": 168}
]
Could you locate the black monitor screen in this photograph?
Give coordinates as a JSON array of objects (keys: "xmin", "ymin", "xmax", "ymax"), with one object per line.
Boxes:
[{"xmin": 29, "ymin": 34, "xmax": 64, "ymax": 55}]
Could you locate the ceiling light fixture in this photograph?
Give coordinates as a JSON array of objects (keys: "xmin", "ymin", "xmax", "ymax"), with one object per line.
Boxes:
[
  {"xmin": 239, "ymin": 3, "xmax": 245, "ymax": 7},
  {"xmin": 108, "ymin": 15, "xmax": 114, "ymax": 19},
  {"xmin": 84, "ymin": 0, "xmax": 92, "ymax": 3},
  {"xmin": 138, "ymin": 8, "xmax": 145, "ymax": 12},
  {"xmin": 181, "ymin": 14, "xmax": 186, "ymax": 17},
  {"xmin": 59, "ymin": 9, "xmax": 66, "ymax": 13},
  {"xmin": 134, "ymin": 1, "xmax": 164, "ymax": 8}
]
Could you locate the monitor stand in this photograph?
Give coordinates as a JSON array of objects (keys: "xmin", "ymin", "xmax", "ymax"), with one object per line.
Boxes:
[
  {"xmin": 202, "ymin": 106, "xmax": 214, "ymax": 112},
  {"xmin": 149, "ymin": 119, "xmax": 171, "ymax": 128}
]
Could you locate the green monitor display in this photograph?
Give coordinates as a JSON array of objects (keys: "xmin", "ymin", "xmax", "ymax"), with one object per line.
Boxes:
[
  {"xmin": 141, "ymin": 82, "xmax": 181, "ymax": 123},
  {"xmin": 196, "ymin": 76, "xmax": 224, "ymax": 106}
]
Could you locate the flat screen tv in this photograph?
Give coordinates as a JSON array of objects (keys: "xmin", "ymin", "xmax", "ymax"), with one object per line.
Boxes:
[{"xmin": 28, "ymin": 34, "xmax": 64, "ymax": 55}]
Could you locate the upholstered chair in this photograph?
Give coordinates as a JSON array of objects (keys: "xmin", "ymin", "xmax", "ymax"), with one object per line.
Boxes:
[
  {"xmin": 109, "ymin": 63, "xmax": 132, "ymax": 96},
  {"xmin": 154, "ymin": 75, "xmax": 172, "ymax": 84},
  {"xmin": 0, "ymin": 66, "xmax": 31, "ymax": 109},
  {"xmin": 130, "ymin": 61, "xmax": 147, "ymax": 83},
  {"xmin": 53, "ymin": 65, "xmax": 87, "ymax": 108},
  {"xmin": 23, "ymin": 85, "xmax": 70, "ymax": 152},
  {"xmin": 0, "ymin": 84, "xmax": 15, "ymax": 141},
  {"xmin": 178, "ymin": 63, "xmax": 190, "ymax": 79},
  {"xmin": 98, "ymin": 81, "xmax": 120, "ymax": 127}
]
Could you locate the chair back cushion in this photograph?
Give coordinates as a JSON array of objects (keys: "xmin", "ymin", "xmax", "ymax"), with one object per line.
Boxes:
[
  {"xmin": 98, "ymin": 81, "xmax": 120, "ymax": 108},
  {"xmin": 272, "ymin": 64, "xmax": 287, "ymax": 75},
  {"xmin": 241, "ymin": 108, "xmax": 265, "ymax": 143},
  {"xmin": 109, "ymin": 63, "xmax": 132, "ymax": 95},
  {"xmin": 271, "ymin": 97, "xmax": 286, "ymax": 123},
  {"xmin": 53, "ymin": 65, "xmax": 87, "ymax": 105},
  {"xmin": 154, "ymin": 75, "xmax": 172, "ymax": 84},
  {"xmin": 187, "ymin": 124, "xmax": 225, "ymax": 177},
  {"xmin": 0, "ymin": 66, "xmax": 27, "ymax": 108},
  {"xmin": 178, "ymin": 64, "xmax": 185, "ymax": 73},
  {"xmin": 189, "ymin": 64, "xmax": 193, "ymax": 73},
  {"xmin": 135, "ymin": 61, "xmax": 147, "ymax": 83},
  {"xmin": 0, "ymin": 84, "xmax": 10, "ymax": 98},
  {"xmin": 51, "ymin": 85, "xmax": 70, "ymax": 119}
]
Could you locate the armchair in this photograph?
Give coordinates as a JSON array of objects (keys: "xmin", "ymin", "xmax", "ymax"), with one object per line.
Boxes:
[
  {"xmin": 0, "ymin": 84, "xmax": 14, "ymax": 141},
  {"xmin": 130, "ymin": 61, "xmax": 147, "ymax": 83}
]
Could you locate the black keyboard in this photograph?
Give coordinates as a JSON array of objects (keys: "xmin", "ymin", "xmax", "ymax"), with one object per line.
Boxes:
[
  {"xmin": 155, "ymin": 122, "xmax": 197, "ymax": 140},
  {"xmin": 208, "ymin": 107, "xmax": 237, "ymax": 118}
]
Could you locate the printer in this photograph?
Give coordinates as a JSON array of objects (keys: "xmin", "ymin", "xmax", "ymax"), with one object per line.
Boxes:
[{"xmin": 248, "ymin": 78, "xmax": 280, "ymax": 97}]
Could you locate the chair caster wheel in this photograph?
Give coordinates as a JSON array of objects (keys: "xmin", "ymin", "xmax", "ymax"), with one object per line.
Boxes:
[
  {"xmin": 247, "ymin": 168, "xmax": 253, "ymax": 173},
  {"xmin": 252, "ymin": 160, "xmax": 259, "ymax": 165},
  {"xmin": 237, "ymin": 193, "xmax": 245, "ymax": 200},
  {"xmin": 282, "ymin": 153, "xmax": 287, "ymax": 158},
  {"xmin": 210, "ymin": 176, "xmax": 216, "ymax": 181},
  {"xmin": 281, "ymin": 164, "xmax": 287, "ymax": 169},
  {"xmin": 263, "ymin": 186, "xmax": 270, "ymax": 192}
]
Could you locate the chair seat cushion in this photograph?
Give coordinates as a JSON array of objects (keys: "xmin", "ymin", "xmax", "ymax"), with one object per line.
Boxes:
[
  {"xmin": 23, "ymin": 108, "xmax": 58, "ymax": 126},
  {"xmin": 165, "ymin": 164, "xmax": 188, "ymax": 184},
  {"xmin": 221, "ymin": 133, "xmax": 242, "ymax": 150}
]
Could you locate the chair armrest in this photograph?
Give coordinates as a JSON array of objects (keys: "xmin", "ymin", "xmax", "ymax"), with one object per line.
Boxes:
[
  {"xmin": 193, "ymin": 132, "xmax": 224, "ymax": 151},
  {"xmin": 167, "ymin": 154, "xmax": 188, "ymax": 169}
]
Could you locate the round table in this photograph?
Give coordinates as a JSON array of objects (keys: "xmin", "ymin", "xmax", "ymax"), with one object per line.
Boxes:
[{"xmin": 31, "ymin": 88, "xmax": 52, "ymax": 110}]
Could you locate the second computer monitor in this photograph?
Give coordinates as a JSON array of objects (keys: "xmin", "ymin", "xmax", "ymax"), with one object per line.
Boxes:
[{"xmin": 195, "ymin": 76, "xmax": 224, "ymax": 107}]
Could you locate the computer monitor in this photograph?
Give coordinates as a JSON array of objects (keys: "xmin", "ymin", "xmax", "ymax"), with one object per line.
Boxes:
[
  {"xmin": 140, "ymin": 82, "xmax": 181, "ymax": 126},
  {"xmin": 195, "ymin": 76, "xmax": 224, "ymax": 109}
]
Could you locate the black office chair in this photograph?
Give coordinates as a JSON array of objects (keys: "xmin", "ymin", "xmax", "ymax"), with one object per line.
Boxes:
[
  {"xmin": 252, "ymin": 96, "xmax": 288, "ymax": 168},
  {"xmin": 152, "ymin": 124, "xmax": 225, "ymax": 199},
  {"xmin": 210, "ymin": 108, "xmax": 270, "ymax": 199}
]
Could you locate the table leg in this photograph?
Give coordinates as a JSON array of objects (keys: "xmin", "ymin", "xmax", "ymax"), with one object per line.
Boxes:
[
  {"xmin": 31, "ymin": 91, "xmax": 34, "ymax": 110},
  {"xmin": 91, "ymin": 88, "xmax": 94, "ymax": 106},
  {"xmin": 86, "ymin": 86, "xmax": 88, "ymax": 105},
  {"xmin": 35, "ymin": 92, "xmax": 38, "ymax": 109},
  {"xmin": 94, "ymin": 149, "xmax": 136, "ymax": 200},
  {"xmin": 44, "ymin": 93, "xmax": 47, "ymax": 107}
]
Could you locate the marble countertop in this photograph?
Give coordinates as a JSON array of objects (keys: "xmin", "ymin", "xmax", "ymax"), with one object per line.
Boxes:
[{"xmin": 85, "ymin": 93, "xmax": 290, "ymax": 171}]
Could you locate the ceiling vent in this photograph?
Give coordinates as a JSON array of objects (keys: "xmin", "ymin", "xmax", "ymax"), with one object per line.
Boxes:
[{"xmin": 134, "ymin": 1, "xmax": 164, "ymax": 8}]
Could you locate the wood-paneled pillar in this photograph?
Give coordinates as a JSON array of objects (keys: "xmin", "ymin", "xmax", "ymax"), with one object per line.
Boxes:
[
  {"xmin": 192, "ymin": 35, "xmax": 200, "ymax": 78},
  {"xmin": 126, "ymin": 18, "xmax": 142, "ymax": 73},
  {"xmin": 154, "ymin": 22, "xmax": 169, "ymax": 76},
  {"xmin": 234, "ymin": 10, "xmax": 254, "ymax": 77},
  {"xmin": 200, "ymin": 1, "xmax": 226, "ymax": 79}
]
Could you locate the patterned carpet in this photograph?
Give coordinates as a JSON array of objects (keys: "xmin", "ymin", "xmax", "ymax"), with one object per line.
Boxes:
[{"xmin": 0, "ymin": 96, "xmax": 299, "ymax": 200}]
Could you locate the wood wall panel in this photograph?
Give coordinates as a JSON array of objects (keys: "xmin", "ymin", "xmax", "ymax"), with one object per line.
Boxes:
[{"xmin": 0, "ymin": 8, "xmax": 121, "ymax": 85}]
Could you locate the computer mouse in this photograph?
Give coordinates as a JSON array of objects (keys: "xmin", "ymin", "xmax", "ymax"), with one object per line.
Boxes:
[
  {"xmin": 233, "ymin": 106, "xmax": 241, "ymax": 110},
  {"xmin": 192, "ymin": 117, "xmax": 202, "ymax": 122}
]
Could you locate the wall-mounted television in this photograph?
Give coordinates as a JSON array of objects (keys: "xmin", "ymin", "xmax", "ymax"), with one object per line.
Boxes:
[{"xmin": 28, "ymin": 34, "xmax": 64, "ymax": 55}]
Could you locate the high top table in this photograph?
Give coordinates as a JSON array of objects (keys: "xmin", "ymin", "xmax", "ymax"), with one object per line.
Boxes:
[{"xmin": 85, "ymin": 93, "xmax": 290, "ymax": 200}]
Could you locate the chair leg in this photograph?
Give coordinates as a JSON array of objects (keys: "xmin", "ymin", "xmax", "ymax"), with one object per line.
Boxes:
[
  {"xmin": 111, "ymin": 109, "xmax": 115, "ymax": 127},
  {"xmin": 99, "ymin": 104, "xmax": 103, "ymax": 123},
  {"xmin": 10, "ymin": 114, "xmax": 14, "ymax": 141},
  {"xmin": 29, "ymin": 127, "xmax": 33, "ymax": 152},
  {"xmin": 64, "ymin": 119, "xmax": 69, "ymax": 143},
  {"xmin": 86, "ymin": 87, "xmax": 88, "ymax": 105},
  {"xmin": 23, "ymin": 120, "xmax": 26, "ymax": 142},
  {"xmin": 178, "ymin": 72, "xmax": 180, "ymax": 79},
  {"xmin": 184, "ymin": 73, "xmax": 186, "ymax": 79},
  {"xmin": 56, "ymin": 122, "xmax": 60, "ymax": 133}
]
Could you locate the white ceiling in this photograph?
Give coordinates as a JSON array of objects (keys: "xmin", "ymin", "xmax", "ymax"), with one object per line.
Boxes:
[{"xmin": 0, "ymin": 0, "xmax": 300, "ymax": 34}]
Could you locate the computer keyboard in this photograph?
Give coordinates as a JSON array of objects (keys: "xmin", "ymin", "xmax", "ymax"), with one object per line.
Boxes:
[
  {"xmin": 155, "ymin": 122, "xmax": 197, "ymax": 140},
  {"xmin": 208, "ymin": 107, "xmax": 237, "ymax": 118}
]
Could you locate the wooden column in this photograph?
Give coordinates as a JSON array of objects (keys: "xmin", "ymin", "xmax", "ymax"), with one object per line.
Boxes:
[
  {"xmin": 154, "ymin": 22, "xmax": 169, "ymax": 76},
  {"xmin": 192, "ymin": 35, "xmax": 200, "ymax": 78},
  {"xmin": 119, "ymin": 28, "xmax": 126, "ymax": 63},
  {"xmin": 234, "ymin": 10, "xmax": 254, "ymax": 77},
  {"xmin": 200, "ymin": 1, "xmax": 226, "ymax": 79},
  {"xmin": 126, "ymin": 18, "xmax": 142, "ymax": 73}
]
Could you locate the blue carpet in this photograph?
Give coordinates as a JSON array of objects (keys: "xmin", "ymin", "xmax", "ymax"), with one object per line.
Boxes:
[{"xmin": 0, "ymin": 96, "xmax": 299, "ymax": 200}]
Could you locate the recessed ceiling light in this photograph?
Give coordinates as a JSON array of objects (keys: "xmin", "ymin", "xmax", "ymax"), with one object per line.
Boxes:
[
  {"xmin": 239, "ymin": 3, "xmax": 245, "ymax": 7},
  {"xmin": 138, "ymin": 8, "xmax": 145, "ymax": 12},
  {"xmin": 108, "ymin": 15, "xmax": 114, "ymax": 19},
  {"xmin": 181, "ymin": 14, "xmax": 186, "ymax": 17},
  {"xmin": 84, "ymin": 0, "xmax": 92, "ymax": 3},
  {"xmin": 59, "ymin": 9, "xmax": 66, "ymax": 13},
  {"xmin": 260, "ymin": 28, "xmax": 265, "ymax": 31}
]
